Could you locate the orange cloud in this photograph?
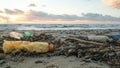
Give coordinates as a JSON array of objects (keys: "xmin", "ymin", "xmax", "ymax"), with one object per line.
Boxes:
[
  {"xmin": 4, "ymin": 20, "xmax": 120, "ymax": 24},
  {"xmin": 0, "ymin": 15, "xmax": 10, "ymax": 23},
  {"xmin": 102, "ymin": 0, "xmax": 120, "ymax": 9}
]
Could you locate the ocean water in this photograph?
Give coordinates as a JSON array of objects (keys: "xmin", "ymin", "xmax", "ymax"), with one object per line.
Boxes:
[{"xmin": 0, "ymin": 24, "xmax": 120, "ymax": 30}]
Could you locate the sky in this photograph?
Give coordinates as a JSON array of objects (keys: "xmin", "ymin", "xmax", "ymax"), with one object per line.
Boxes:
[{"xmin": 0, "ymin": 0, "xmax": 120, "ymax": 24}]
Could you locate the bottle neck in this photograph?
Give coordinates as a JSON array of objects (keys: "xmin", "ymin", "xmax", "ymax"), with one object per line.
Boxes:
[{"xmin": 48, "ymin": 43, "xmax": 54, "ymax": 51}]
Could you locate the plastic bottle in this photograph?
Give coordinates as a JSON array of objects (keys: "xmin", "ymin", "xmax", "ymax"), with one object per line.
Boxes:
[
  {"xmin": 87, "ymin": 35, "xmax": 111, "ymax": 42},
  {"xmin": 114, "ymin": 34, "xmax": 120, "ymax": 39},
  {"xmin": 9, "ymin": 32, "xmax": 24, "ymax": 40},
  {"xmin": 3, "ymin": 40, "xmax": 54, "ymax": 53},
  {"xmin": 24, "ymin": 32, "xmax": 32, "ymax": 38}
]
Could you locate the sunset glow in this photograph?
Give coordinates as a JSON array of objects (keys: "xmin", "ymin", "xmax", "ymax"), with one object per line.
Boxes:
[{"xmin": 0, "ymin": 0, "xmax": 120, "ymax": 24}]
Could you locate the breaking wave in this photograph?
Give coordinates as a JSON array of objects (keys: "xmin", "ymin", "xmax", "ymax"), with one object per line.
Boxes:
[{"xmin": 0, "ymin": 24, "xmax": 120, "ymax": 30}]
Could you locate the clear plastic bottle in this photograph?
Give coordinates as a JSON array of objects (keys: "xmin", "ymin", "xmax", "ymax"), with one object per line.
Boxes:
[
  {"xmin": 88, "ymin": 35, "xmax": 111, "ymax": 42},
  {"xmin": 9, "ymin": 32, "xmax": 24, "ymax": 40}
]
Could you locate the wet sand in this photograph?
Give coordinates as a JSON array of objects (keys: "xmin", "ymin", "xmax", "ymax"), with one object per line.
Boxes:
[{"xmin": 1, "ymin": 56, "xmax": 110, "ymax": 68}]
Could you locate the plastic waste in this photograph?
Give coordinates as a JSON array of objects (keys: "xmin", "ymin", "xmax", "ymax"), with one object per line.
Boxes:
[
  {"xmin": 0, "ymin": 59, "xmax": 5, "ymax": 65},
  {"xmin": 3, "ymin": 40, "xmax": 54, "ymax": 54},
  {"xmin": 114, "ymin": 34, "xmax": 120, "ymax": 39},
  {"xmin": 0, "ymin": 54, "xmax": 6, "ymax": 60},
  {"xmin": 9, "ymin": 32, "xmax": 24, "ymax": 40},
  {"xmin": 88, "ymin": 35, "xmax": 111, "ymax": 42},
  {"xmin": 24, "ymin": 32, "xmax": 32, "ymax": 38}
]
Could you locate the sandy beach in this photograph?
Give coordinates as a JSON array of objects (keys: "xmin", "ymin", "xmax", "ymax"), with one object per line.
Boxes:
[{"xmin": 0, "ymin": 29, "xmax": 120, "ymax": 68}]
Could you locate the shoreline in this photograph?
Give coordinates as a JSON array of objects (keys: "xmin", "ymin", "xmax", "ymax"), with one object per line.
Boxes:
[
  {"xmin": 1, "ymin": 29, "xmax": 120, "ymax": 37},
  {"xmin": 0, "ymin": 27, "xmax": 120, "ymax": 31}
]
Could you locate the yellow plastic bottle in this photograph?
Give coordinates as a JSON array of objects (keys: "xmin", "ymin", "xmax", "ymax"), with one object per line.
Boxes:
[{"xmin": 3, "ymin": 40, "xmax": 54, "ymax": 54}]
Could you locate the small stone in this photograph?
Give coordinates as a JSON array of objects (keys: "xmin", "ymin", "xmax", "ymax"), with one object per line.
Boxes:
[
  {"xmin": 5, "ymin": 66, "xmax": 11, "ymax": 68},
  {"xmin": 35, "ymin": 60, "xmax": 43, "ymax": 64},
  {"xmin": 45, "ymin": 63, "xmax": 59, "ymax": 68}
]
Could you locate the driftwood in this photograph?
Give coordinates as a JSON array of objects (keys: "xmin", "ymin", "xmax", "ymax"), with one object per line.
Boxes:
[
  {"xmin": 55, "ymin": 44, "xmax": 99, "ymax": 51},
  {"xmin": 67, "ymin": 38, "xmax": 104, "ymax": 46},
  {"xmin": 55, "ymin": 46, "xmax": 75, "ymax": 50}
]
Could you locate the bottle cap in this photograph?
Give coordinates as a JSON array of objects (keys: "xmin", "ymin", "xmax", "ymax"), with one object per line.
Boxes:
[
  {"xmin": 49, "ymin": 43, "xmax": 54, "ymax": 51},
  {"xmin": 20, "ymin": 36, "xmax": 25, "ymax": 40}
]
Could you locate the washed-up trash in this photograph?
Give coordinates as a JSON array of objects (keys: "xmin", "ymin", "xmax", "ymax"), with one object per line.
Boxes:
[
  {"xmin": 0, "ymin": 42, "xmax": 2, "ymax": 46},
  {"xmin": 35, "ymin": 60, "xmax": 45, "ymax": 64},
  {"xmin": 66, "ymin": 38, "xmax": 104, "ymax": 46},
  {"xmin": 11, "ymin": 56, "xmax": 24, "ymax": 62},
  {"xmin": 45, "ymin": 63, "xmax": 59, "ymax": 68},
  {"xmin": 9, "ymin": 32, "xmax": 24, "ymax": 40},
  {"xmin": 24, "ymin": 32, "xmax": 32, "ymax": 38},
  {"xmin": 0, "ymin": 53, "xmax": 6, "ymax": 60},
  {"xmin": 114, "ymin": 35, "xmax": 120, "ymax": 39},
  {"xmin": 1, "ymin": 31, "xmax": 120, "ymax": 67},
  {"xmin": 0, "ymin": 59, "xmax": 6, "ymax": 65},
  {"xmin": 35, "ymin": 60, "xmax": 43, "ymax": 64},
  {"xmin": 3, "ymin": 40, "xmax": 54, "ymax": 54},
  {"xmin": 88, "ymin": 35, "xmax": 112, "ymax": 42},
  {"xmin": 0, "ymin": 47, "xmax": 3, "ymax": 53},
  {"xmin": 5, "ymin": 65, "xmax": 11, "ymax": 68}
]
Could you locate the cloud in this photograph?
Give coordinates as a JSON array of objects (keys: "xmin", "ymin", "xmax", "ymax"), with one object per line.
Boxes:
[
  {"xmin": 17, "ymin": 10, "xmax": 80, "ymax": 21},
  {"xmin": 18, "ymin": 10, "xmax": 120, "ymax": 22},
  {"xmin": 42, "ymin": 4, "xmax": 47, "ymax": 7},
  {"xmin": 0, "ymin": 11, "xmax": 3, "ymax": 13},
  {"xmin": 0, "ymin": 9, "xmax": 120, "ymax": 24},
  {"xmin": 4, "ymin": 9, "xmax": 24, "ymax": 15},
  {"xmin": 29, "ymin": 3, "xmax": 36, "ymax": 7},
  {"xmin": 0, "ymin": 15, "xmax": 10, "ymax": 23},
  {"xmin": 102, "ymin": 0, "xmax": 120, "ymax": 9},
  {"xmin": 82, "ymin": 13, "xmax": 120, "ymax": 21}
]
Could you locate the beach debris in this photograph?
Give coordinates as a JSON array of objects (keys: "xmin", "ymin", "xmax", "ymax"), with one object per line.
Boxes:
[
  {"xmin": 10, "ymin": 55, "xmax": 24, "ymax": 62},
  {"xmin": 5, "ymin": 65, "xmax": 11, "ymax": 68},
  {"xmin": 0, "ymin": 59, "xmax": 6, "ymax": 65},
  {"xmin": 28, "ymin": 33, "xmax": 55, "ymax": 42},
  {"xmin": 24, "ymin": 32, "xmax": 32, "ymax": 39},
  {"xmin": 35, "ymin": 60, "xmax": 43, "ymax": 64},
  {"xmin": 9, "ymin": 32, "xmax": 24, "ymax": 40},
  {"xmin": 3, "ymin": 40, "xmax": 54, "ymax": 54},
  {"xmin": 66, "ymin": 38, "xmax": 105, "ymax": 46},
  {"xmin": 0, "ymin": 32, "xmax": 120, "ymax": 67},
  {"xmin": 49, "ymin": 37, "xmax": 120, "ymax": 67},
  {"xmin": 45, "ymin": 63, "xmax": 59, "ymax": 68},
  {"xmin": 1, "ymin": 32, "xmax": 55, "ymax": 42},
  {"xmin": 87, "ymin": 35, "xmax": 112, "ymax": 42},
  {"xmin": 0, "ymin": 53, "xmax": 6, "ymax": 60},
  {"xmin": 35, "ymin": 60, "xmax": 49, "ymax": 64},
  {"xmin": 0, "ymin": 41, "xmax": 3, "ymax": 46},
  {"xmin": 0, "ymin": 47, "xmax": 3, "ymax": 53},
  {"xmin": 114, "ymin": 34, "xmax": 120, "ymax": 39}
]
